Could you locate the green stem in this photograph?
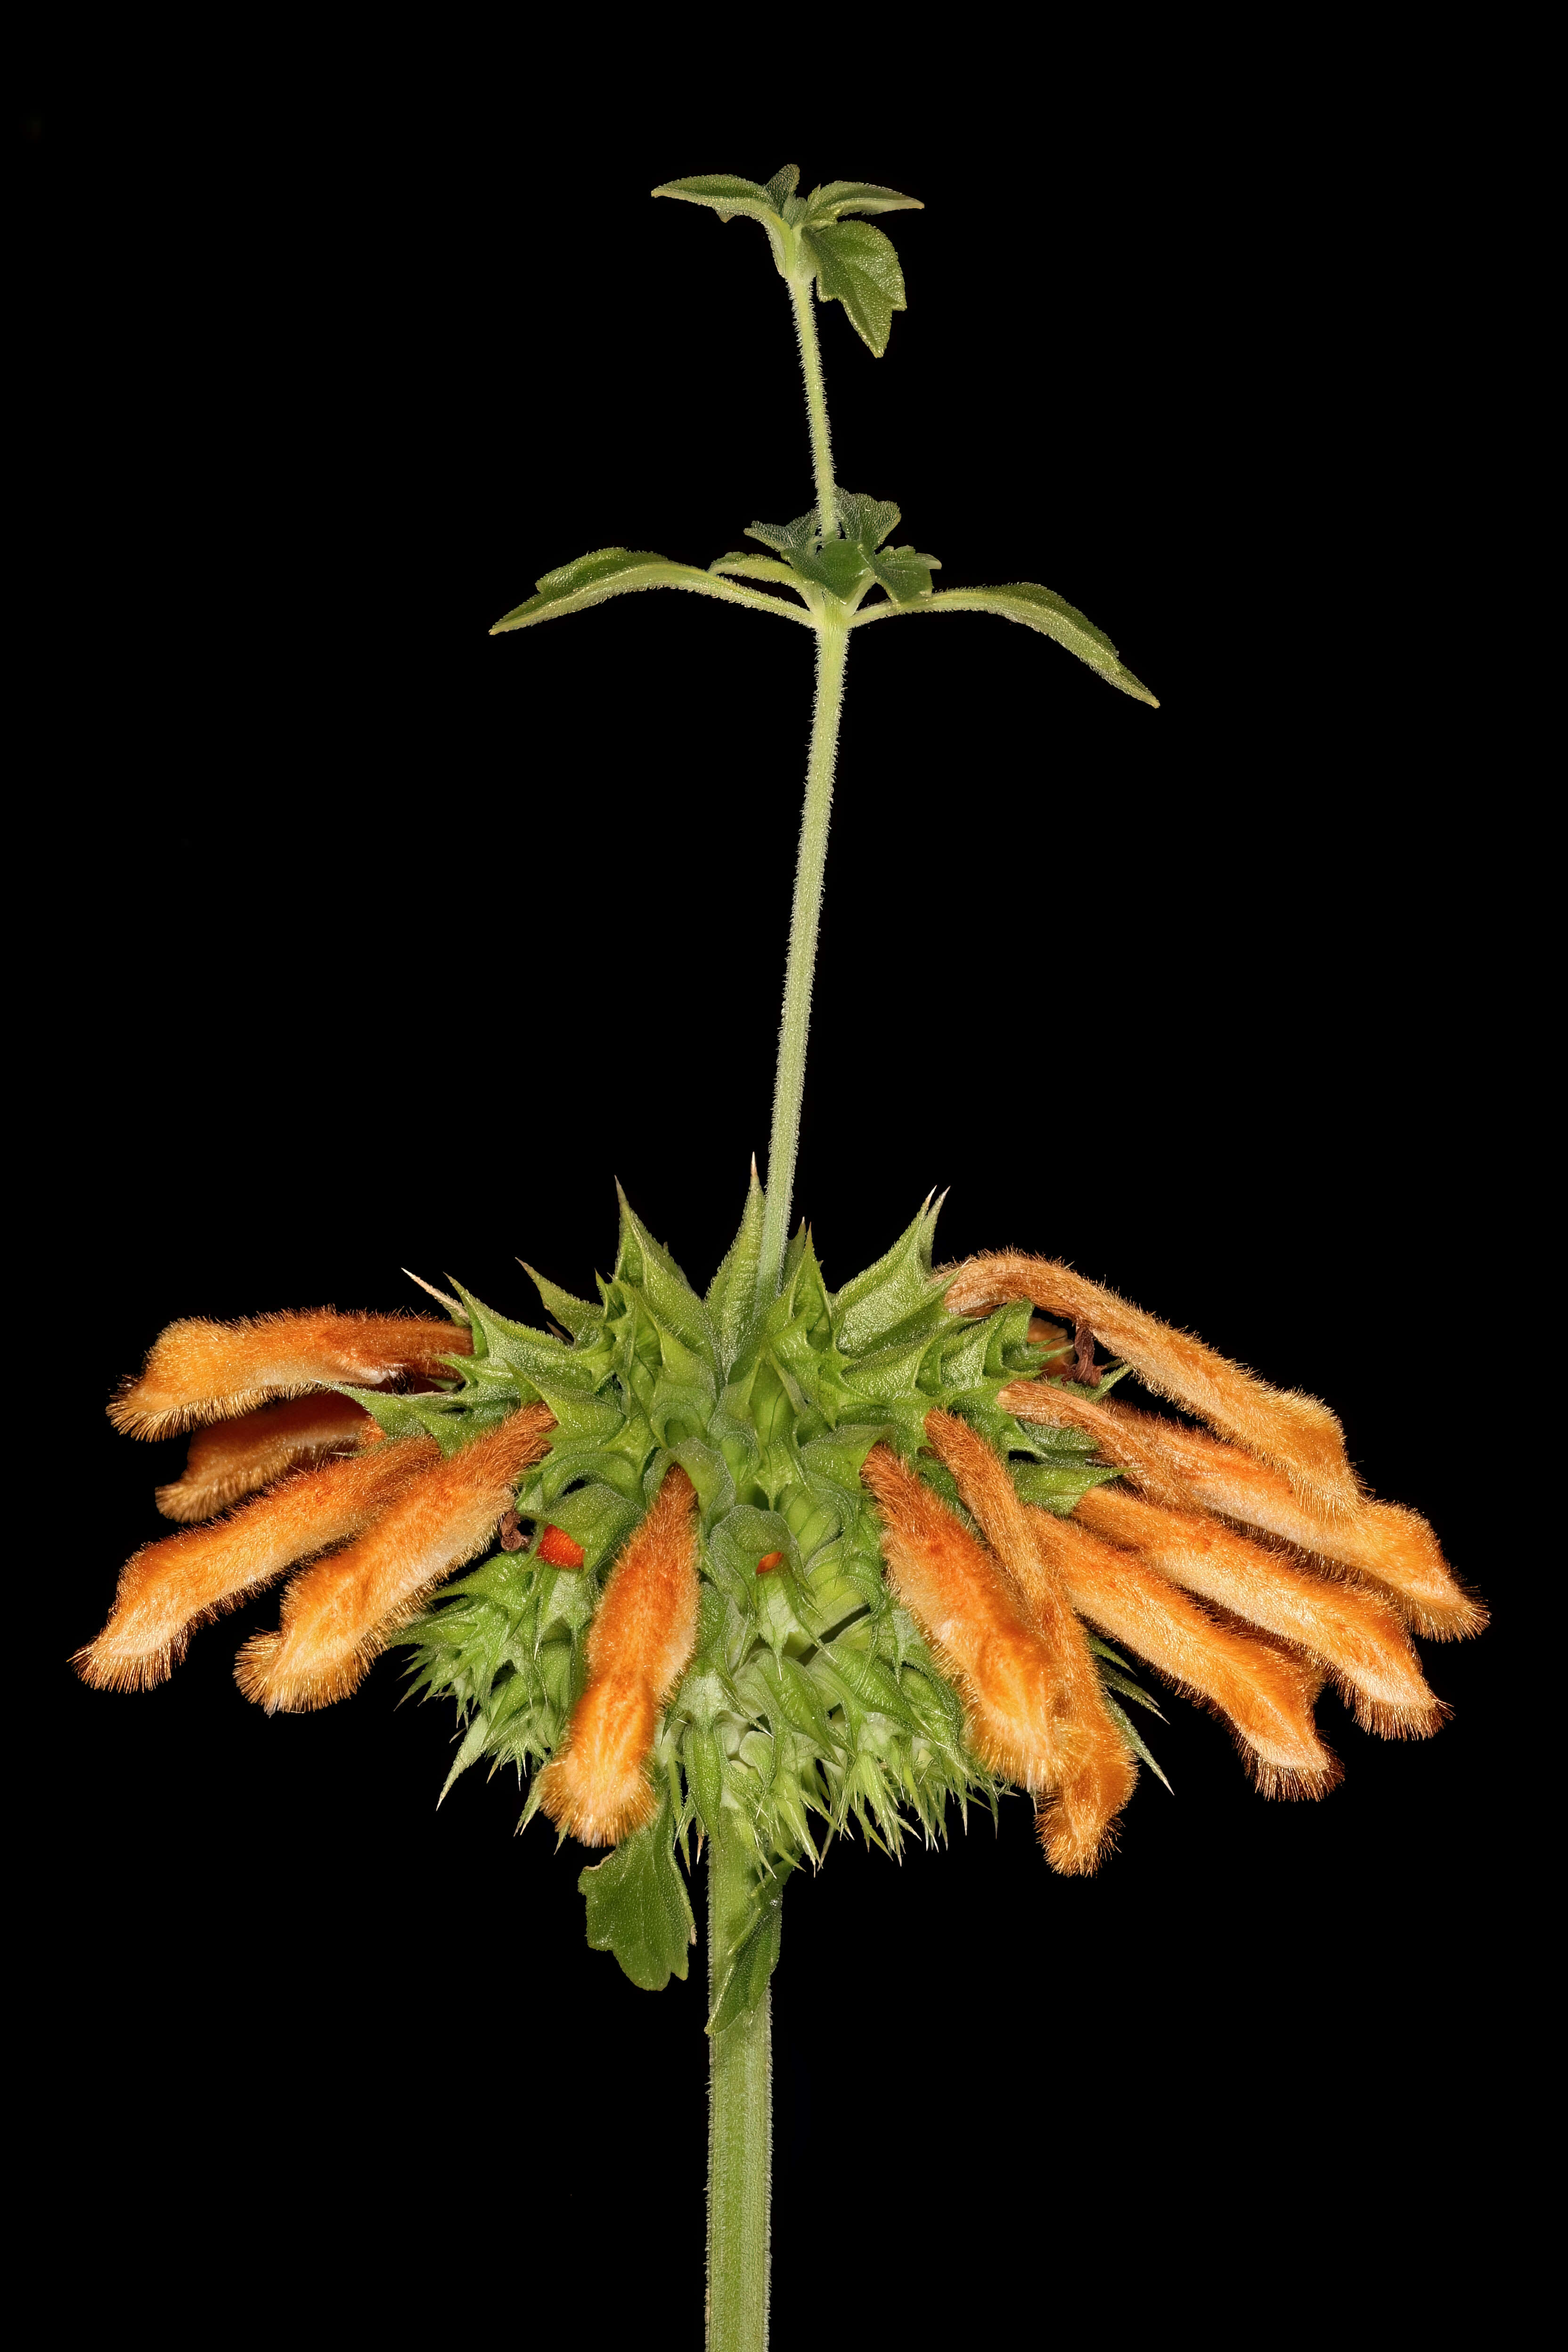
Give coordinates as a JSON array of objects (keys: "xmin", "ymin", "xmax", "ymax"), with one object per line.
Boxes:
[
  {"xmin": 785, "ymin": 267, "xmax": 838, "ymax": 538},
  {"xmin": 706, "ymin": 1826, "xmax": 771, "ymax": 2352},
  {"xmin": 758, "ymin": 612, "xmax": 849, "ymax": 1296}
]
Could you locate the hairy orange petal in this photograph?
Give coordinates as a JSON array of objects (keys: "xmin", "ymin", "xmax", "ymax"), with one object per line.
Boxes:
[
  {"xmin": 538, "ymin": 1464, "xmax": 700, "ymax": 1847},
  {"xmin": 950, "ymin": 1253, "xmax": 1358, "ymax": 1518},
  {"xmin": 1073, "ymin": 1484, "xmax": 1444, "ymax": 1737},
  {"xmin": 922, "ymin": 1412, "xmax": 1136, "ymax": 1874},
  {"xmin": 860, "ymin": 1445, "xmax": 1079, "ymax": 1806},
  {"xmin": 1025, "ymin": 1505, "xmax": 1340, "ymax": 1798},
  {"xmin": 108, "ymin": 1311, "xmax": 473, "ymax": 1438},
  {"xmin": 1004, "ymin": 1381, "xmax": 1482, "ymax": 1640},
  {"xmin": 235, "ymin": 1404, "xmax": 555, "ymax": 1713},
  {"xmin": 73, "ymin": 1437, "xmax": 441, "ymax": 1693},
  {"xmin": 155, "ymin": 1394, "xmax": 377, "ymax": 1522}
]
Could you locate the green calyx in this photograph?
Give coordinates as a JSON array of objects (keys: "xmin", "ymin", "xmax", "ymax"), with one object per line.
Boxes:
[{"xmin": 394, "ymin": 1176, "xmax": 1131, "ymax": 2021}]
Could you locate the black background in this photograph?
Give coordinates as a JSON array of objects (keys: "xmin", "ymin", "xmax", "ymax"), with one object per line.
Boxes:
[{"xmin": 19, "ymin": 44, "xmax": 1525, "ymax": 2343}]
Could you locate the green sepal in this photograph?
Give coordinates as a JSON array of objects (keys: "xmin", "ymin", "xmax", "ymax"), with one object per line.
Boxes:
[
  {"xmin": 800, "ymin": 219, "xmax": 907, "ymax": 354},
  {"xmin": 580, "ymin": 1801, "xmax": 695, "ymax": 1991},
  {"xmin": 1010, "ymin": 1457, "xmax": 1125, "ymax": 1515},
  {"xmin": 831, "ymin": 1194, "xmax": 944, "ymax": 1351},
  {"xmin": 614, "ymin": 1186, "xmax": 717, "ymax": 1370},
  {"xmin": 705, "ymin": 1167, "xmax": 767, "ymax": 1373},
  {"xmin": 520, "ymin": 1262, "xmax": 603, "ymax": 1340},
  {"xmin": 861, "ymin": 581, "xmax": 1158, "ymax": 704},
  {"xmin": 1102, "ymin": 1695, "xmax": 1173, "ymax": 1794}
]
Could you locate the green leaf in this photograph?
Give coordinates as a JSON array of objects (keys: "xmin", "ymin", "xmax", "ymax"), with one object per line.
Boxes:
[
  {"xmin": 708, "ymin": 552, "xmax": 807, "ymax": 591},
  {"xmin": 490, "ymin": 548, "xmax": 811, "ymax": 634},
  {"xmin": 804, "ymin": 180, "xmax": 923, "ymax": 222},
  {"xmin": 580, "ymin": 1806, "xmax": 695, "ymax": 1991},
  {"xmin": 651, "ymin": 173, "xmax": 781, "ymax": 225},
  {"xmin": 707, "ymin": 1870, "xmax": 789, "ymax": 2034},
  {"xmin": 801, "ymin": 220, "xmax": 907, "ymax": 355},
  {"xmin": 856, "ymin": 581, "xmax": 1158, "ymax": 704},
  {"xmin": 868, "ymin": 545, "xmax": 940, "ymax": 604},
  {"xmin": 762, "ymin": 166, "xmax": 800, "ymax": 208},
  {"xmin": 832, "ymin": 490, "xmax": 901, "ymax": 551},
  {"xmin": 706, "ymin": 1165, "xmax": 767, "ymax": 1371}
]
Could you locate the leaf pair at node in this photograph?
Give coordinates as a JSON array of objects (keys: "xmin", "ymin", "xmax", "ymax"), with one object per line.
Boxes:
[
  {"xmin": 715, "ymin": 489, "xmax": 939, "ymax": 606},
  {"xmin": 653, "ymin": 166, "xmax": 922, "ymax": 355}
]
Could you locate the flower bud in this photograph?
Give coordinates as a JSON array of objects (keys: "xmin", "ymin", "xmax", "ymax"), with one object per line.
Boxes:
[
  {"xmin": 1026, "ymin": 1506, "xmax": 1339, "ymax": 1797},
  {"xmin": 155, "ymin": 1393, "xmax": 377, "ymax": 1522},
  {"xmin": 538, "ymin": 1464, "xmax": 700, "ymax": 1846},
  {"xmin": 950, "ymin": 1253, "xmax": 1357, "ymax": 1517},
  {"xmin": 74, "ymin": 1435, "xmax": 440, "ymax": 1692},
  {"xmin": 921, "ymin": 1411, "xmax": 1136, "ymax": 1873},
  {"xmin": 235, "ymin": 1405, "xmax": 555, "ymax": 1713},
  {"xmin": 109, "ymin": 1311, "xmax": 472, "ymax": 1438},
  {"xmin": 1073, "ymin": 1483, "xmax": 1444, "ymax": 1737}
]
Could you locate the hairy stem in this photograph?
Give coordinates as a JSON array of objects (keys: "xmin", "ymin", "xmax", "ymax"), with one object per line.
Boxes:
[
  {"xmin": 786, "ymin": 269, "xmax": 837, "ymax": 539},
  {"xmin": 706, "ymin": 1826, "xmax": 771, "ymax": 2352},
  {"xmin": 759, "ymin": 613, "xmax": 849, "ymax": 1295}
]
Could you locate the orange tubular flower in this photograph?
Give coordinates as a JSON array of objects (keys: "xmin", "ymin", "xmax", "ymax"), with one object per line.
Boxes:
[
  {"xmin": 1000, "ymin": 1381, "xmax": 1481, "ymax": 1639},
  {"xmin": 73, "ymin": 1435, "xmax": 441, "ymax": 1693},
  {"xmin": 538, "ymin": 1465, "xmax": 701, "ymax": 1847},
  {"xmin": 108, "ymin": 1311, "xmax": 473, "ymax": 1438},
  {"xmin": 235, "ymin": 1404, "xmax": 556, "ymax": 1714},
  {"xmin": 1022, "ymin": 1505, "xmax": 1339, "ymax": 1797},
  {"xmin": 859, "ymin": 1445, "xmax": 1082, "ymax": 1812},
  {"xmin": 155, "ymin": 1393, "xmax": 377, "ymax": 1522},
  {"xmin": 1071, "ymin": 1484, "xmax": 1444, "ymax": 1738},
  {"xmin": 948, "ymin": 1253, "xmax": 1359, "ymax": 1518},
  {"xmin": 920, "ymin": 1411, "xmax": 1136, "ymax": 1873}
]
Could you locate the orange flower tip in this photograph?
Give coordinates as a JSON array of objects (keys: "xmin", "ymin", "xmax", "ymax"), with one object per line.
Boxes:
[
  {"xmin": 538, "ymin": 1523, "xmax": 587, "ymax": 1569},
  {"xmin": 536, "ymin": 1748, "xmax": 659, "ymax": 1848},
  {"xmin": 70, "ymin": 1632, "xmax": 181, "ymax": 1693},
  {"xmin": 107, "ymin": 1311, "xmax": 474, "ymax": 1439},
  {"xmin": 233, "ymin": 1628, "xmax": 373, "ymax": 1715},
  {"xmin": 756, "ymin": 1551, "xmax": 784, "ymax": 1575}
]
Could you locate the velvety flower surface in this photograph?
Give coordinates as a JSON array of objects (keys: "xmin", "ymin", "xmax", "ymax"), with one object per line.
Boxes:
[{"xmin": 81, "ymin": 1184, "xmax": 1480, "ymax": 1998}]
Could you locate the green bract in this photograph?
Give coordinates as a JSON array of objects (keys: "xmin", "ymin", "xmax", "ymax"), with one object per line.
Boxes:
[{"xmin": 393, "ymin": 1180, "xmax": 1139, "ymax": 2016}]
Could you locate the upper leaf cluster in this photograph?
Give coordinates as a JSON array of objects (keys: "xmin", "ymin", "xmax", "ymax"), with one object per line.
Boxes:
[{"xmin": 653, "ymin": 165, "xmax": 922, "ymax": 354}]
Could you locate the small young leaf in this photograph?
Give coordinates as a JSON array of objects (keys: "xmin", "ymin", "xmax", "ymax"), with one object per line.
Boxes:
[
  {"xmin": 580, "ymin": 1806, "xmax": 695, "ymax": 1991},
  {"xmin": 801, "ymin": 220, "xmax": 907, "ymax": 355},
  {"xmin": 707, "ymin": 1874, "xmax": 789, "ymax": 2035},
  {"xmin": 868, "ymin": 545, "xmax": 940, "ymax": 603},
  {"xmin": 805, "ymin": 181, "xmax": 923, "ymax": 222},
  {"xmin": 709, "ymin": 552, "xmax": 807, "ymax": 590},
  {"xmin": 762, "ymin": 165, "xmax": 800, "ymax": 208},
  {"xmin": 651, "ymin": 173, "xmax": 780, "ymax": 225}
]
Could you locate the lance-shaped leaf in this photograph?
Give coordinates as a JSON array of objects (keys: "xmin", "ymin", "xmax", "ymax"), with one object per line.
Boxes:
[
  {"xmin": 800, "ymin": 220, "xmax": 907, "ymax": 354},
  {"xmin": 804, "ymin": 180, "xmax": 923, "ymax": 222},
  {"xmin": 852, "ymin": 579, "xmax": 1159, "ymax": 703},
  {"xmin": 650, "ymin": 172, "xmax": 784, "ymax": 225},
  {"xmin": 491, "ymin": 547, "xmax": 813, "ymax": 634}
]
